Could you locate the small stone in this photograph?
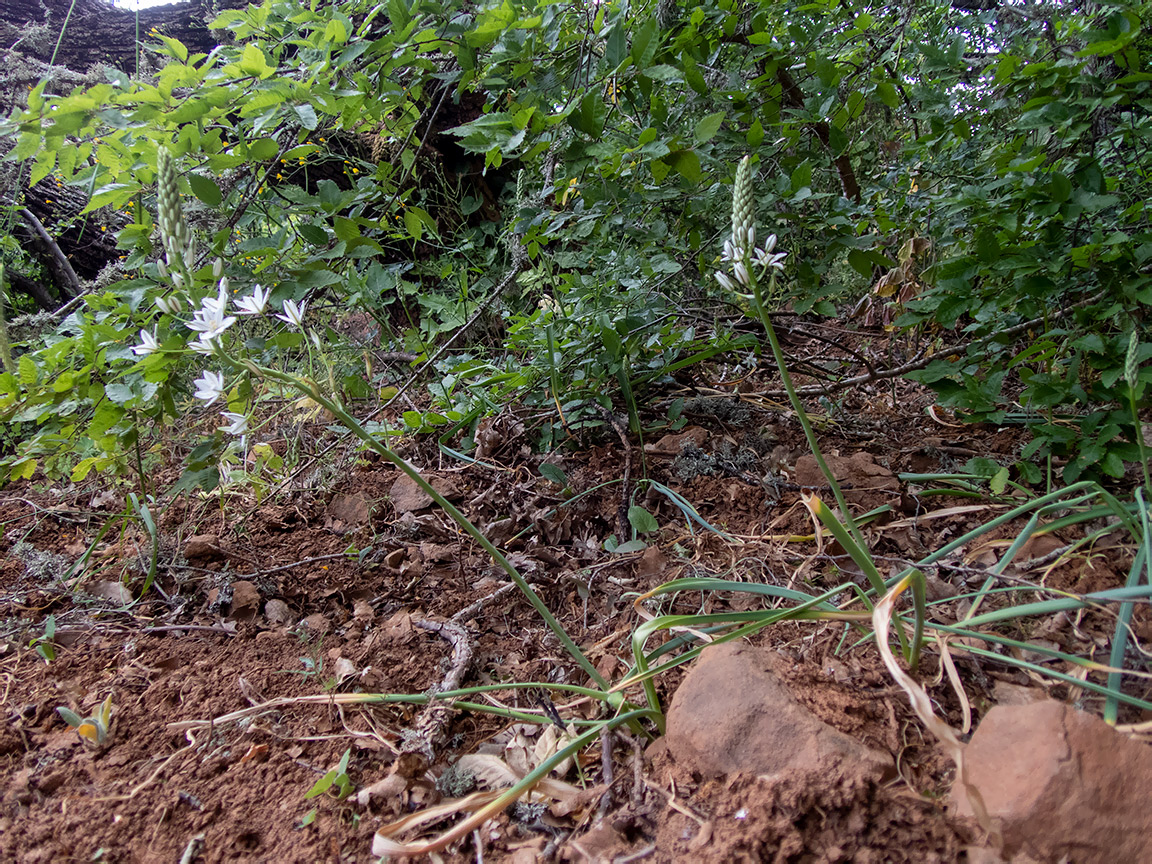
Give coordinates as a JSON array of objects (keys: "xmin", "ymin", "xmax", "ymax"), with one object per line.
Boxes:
[
  {"xmin": 953, "ymin": 701, "xmax": 1152, "ymax": 863},
  {"xmin": 86, "ymin": 581, "xmax": 132, "ymax": 606},
  {"xmin": 389, "ymin": 474, "xmax": 461, "ymax": 514},
  {"xmin": 229, "ymin": 581, "xmax": 260, "ymax": 615},
  {"xmin": 263, "ymin": 599, "xmax": 295, "ymax": 625},
  {"xmin": 299, "ymin": 613, "xmax": 329, "ymax": 636},
  {"xmin": 390, "ymin": 475, "xmax": 433, "ymax": 513},
  {"xmin": 184, "ymin": 534, "xmax": 225, "ymax": 561},
  {"xmin": 325, "ymin": 493, "xmax": 371, "ymax": 532},
  {"xmin": 646, "ymin": 427, "xmax": 709, "ymax": 455},
  {"xmin": 665, "ymin": 642, "xmax": 891, "ymax": 783}
]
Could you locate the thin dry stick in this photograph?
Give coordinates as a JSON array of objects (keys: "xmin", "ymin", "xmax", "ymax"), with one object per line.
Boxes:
[
  {"xmin": 406, "ymin": 617, "xmax": 476, "ymax": 762},
  {"xmin": 762, "ymin": 290, "xmax": 1105, "ymax": 400}
]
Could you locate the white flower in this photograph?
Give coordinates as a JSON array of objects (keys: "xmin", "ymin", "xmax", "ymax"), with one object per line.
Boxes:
[
  {"xmin": 193, "ymin": 370, "xmax": 227, "ymax": 405},
  {"xmin": 235, "ymin": 284, "xmax": 270, "ymax": 316},
  {"xmin": 276, "ymin": 299, "xmax": 307, "ymax": 329},
  {"xmin": 154, "ymin": 294, "xmax": 179, "ymax": 315},
  {"xmin": 132, "ymin": 328, "xmax": 159, "ymax": 356},
  {"xmin": 721, "ymin": 238, "xmax": 743, "ymax": 263},
  {"xmin": 219, "ymin": 411, "xmax": 248, "ymax": 435},
  {"xmin": 715, "ymin": 271, "xmax": 736, "ymax": 291},
  {"xmin": 733, "ymin": 260, "xmax": 750, "ymax": 287},
  {"xmin": 762, "ymin": 233, "xmax": 779, "ymax": 253},
  {"xmin": 188, "ymin": 285, "xmax": 236, "ymax": 340},
  {"xmin": 754, "ymin": 245, "xmax": 787, "ymax": 272},
  {"xmin": 735, "ymin": 225, "xmax": 754, "ymax": 252},
  {"xmin": 189, "ymin": 336, "xmax": 218, "ymax": 355}
]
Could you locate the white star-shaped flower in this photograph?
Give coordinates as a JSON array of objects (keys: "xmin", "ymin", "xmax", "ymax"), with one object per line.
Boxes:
[
  {"xmin": 132, "ymin": 328, "xmax": 160, "ymax": 356},
  {"xmin": 193, "ymin": 370, "xmax": 227, "ymax": 405},
  {"xmin": 276, "ymin": 299, "xmax": 307, "ymax": 329},
  {"xmin": 188, "ymin": 285, "xmax": 236, "ymax": 340},
  {"xmin": 219, "ymin": 411, "xmax": 248, "ymax": 435},
  {"xmin": 235, "ymin": 284, "xmax": 270, "ymax": 316}
]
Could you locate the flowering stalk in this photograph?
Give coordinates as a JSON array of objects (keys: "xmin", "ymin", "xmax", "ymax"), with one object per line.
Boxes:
[
  {"xmin": 1125, "ymin": 330, "xmax": 1150, "ymax": 494},
  {"xmin": 715, "ymin": 156, "xmax": 878, "ymax": 592},
  {"xmin": 156, "ymin": 148, "xmax": 194, "ymax": 287}
]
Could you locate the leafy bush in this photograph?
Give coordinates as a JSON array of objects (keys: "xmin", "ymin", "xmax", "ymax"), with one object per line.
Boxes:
[{"xmin": 0, "ymin": 0, "xmax": 1147, "ymax": 486}]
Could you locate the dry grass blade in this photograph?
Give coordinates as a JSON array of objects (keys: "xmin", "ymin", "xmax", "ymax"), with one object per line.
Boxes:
[
  {"xmin": 936, "ymin": 635, "xmax": 972, "ymax": 734},
  {"xmin": 873, "ymin": 575, "xmax": 1001, "ymax": 850}
]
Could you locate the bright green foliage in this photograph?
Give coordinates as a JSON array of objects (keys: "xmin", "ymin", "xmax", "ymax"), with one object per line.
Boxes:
[{"xmin": 0, "ymin": 0, "xmax": 1148, "ymax": 486}]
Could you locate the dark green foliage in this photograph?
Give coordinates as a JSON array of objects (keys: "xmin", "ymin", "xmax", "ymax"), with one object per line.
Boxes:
[{"xmin": 0, "ymin": 0, "xmax": 1147, "ymax": 486}]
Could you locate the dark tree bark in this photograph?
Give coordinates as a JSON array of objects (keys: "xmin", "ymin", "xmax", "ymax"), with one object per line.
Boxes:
[
  {"xmin": 0, "ymin": 0, "xmax": 247, "ymax": 73},
  {"xmin": 0, "ymin": 0, "xmax": 247, "ymax": 309},
  {"xmin": 775, "ymin": 66, "xmax": 862, "ymax": 204}
]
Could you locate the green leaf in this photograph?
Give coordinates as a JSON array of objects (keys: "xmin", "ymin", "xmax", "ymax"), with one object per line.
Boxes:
[
  {"xmin": 875, "ymin": 81, "xmax": 899, "ymax": 108},
  {"xmin": 333, "ymin": 217, "xmax": 361, "ymax": 243},
  {"xmin": 847, "ymin": 249, "xmax": 873, "ymax": 279},
  {"xmin": 240, "ymin": 44, "xmax": 273, "ymax": 78},
  {"xmin": 156, "ymin": 34, "xmax": 189, "ymax": 62},
  {"xmin": 17, "ymin": 355, "xmax": 37, "ymax": 386},
  {"xmin": 631, "ymin": 19, "xmax": 659, "ymax": 69},
  {"xmin": 628, "ymin": 505, "xmax": 659, "ymax": 535},
  {"xmin": 571, "ymin": 91, "xmax": 606, "ymax": 138},
  {"xmin": 170, "ymin": 466, "xmax": 220, "ymax": 496},
  {"xmin": 605, "ymin": 20, "xmax": 627, "ymax": 69},
  {"xmin": 404, "ymin": 209, "xmax": 423, "ymax": 241},
  {"xmin": 188, "ymin": 174, "xmax": 222, "ymax": 208},
  {"xmin": 1049, "ymin": 172, "xmax": 1072, "ymax": 203},
  {"xmin": 294, "ymin": 103, "xmax": 318, "ymax": 130},
  {"xmin": 613, "ymin": 539, "xmax": 648, "ymax": 554},
  {"xmin": 247, "ymin": 138, "xmax": 279, "ymax": 161},
  {"xmin": 304, "ymin": 771, "xmax": 337, "ymax": 799},
  {"xmin": 683, "ymin": 55, "xmax": 707, "ymax": 95},
  {"xmin": 694, "ymin": 111, "xmax": 725, "ymax": 144},
  {"xmin": 539, "ymin": 463, "xmax": 568, "ymax": 486},
  {"xmin": 746, "ymin": 119, "xmax": 764, "ymax": 148},
  {"xmin": 299, "ymin": 224, "xmax": 329, "ymax": 245},
  {"xmin": 667, "ymin": 150, "xmax": 701, "ymax": 183},
  {"xmin": 791, "ymin": 161, "xmax": 812, "ymax": 192},
  {"xmin": 975, "ymin": 228, "xmax": 1001, "ymax": 264}
]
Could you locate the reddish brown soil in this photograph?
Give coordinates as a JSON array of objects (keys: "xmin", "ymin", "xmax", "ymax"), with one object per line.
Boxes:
[{"xmin": 0, "ymin": 366, "xmax": 1141, "ymax": 863}]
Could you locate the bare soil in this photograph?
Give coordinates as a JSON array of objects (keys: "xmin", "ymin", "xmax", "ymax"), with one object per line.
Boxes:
[{"xmin": 0, "ymin": 352, "xmax": 1141, "ymax": 863}]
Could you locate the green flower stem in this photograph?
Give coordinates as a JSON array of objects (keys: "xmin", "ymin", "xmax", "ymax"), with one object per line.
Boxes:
[
  {"xmin": 1130, "ymin": 389, "xmax": 1150, "ymax": 495},
  {"xmin": 234, "ymin": 359, "xmax": 610, "ymax": 692},
  {"xmin": 750, "ymin": 275, "xmax": 880, "ymax": 592}
]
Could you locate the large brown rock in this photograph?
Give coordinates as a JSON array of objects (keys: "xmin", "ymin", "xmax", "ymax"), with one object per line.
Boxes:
[
  {"xmin": 794, "ymin": 451, "xmax": 899, "ymax": 503},
  {"xmin": 953, "ymin": 701, "xmax": 1152, "ymax": 862},
  {"xmin": 665, "ymin": 642, "xmax": 891, "ymax": 783}
]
